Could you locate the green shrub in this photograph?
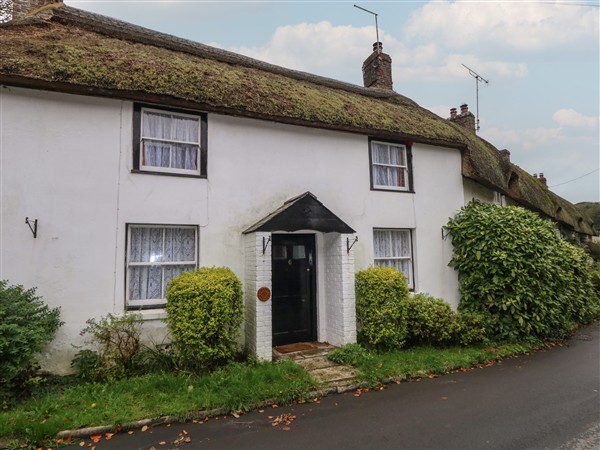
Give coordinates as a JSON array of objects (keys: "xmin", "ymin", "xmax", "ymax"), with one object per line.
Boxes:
[
  {"xmin": 72, "ymin": 313, "xmax": 144, "ymax": 381},
  {"xmin": 327, "ymin": 343, "xmax": 372, "ymax": 366},
  {"xmin": 355, "ymin": 266, "xmax": 409, "ymax": 350},
  {"xmin": 405, "ymin": 293, "xmax": 458, "ymax": 347},
  {"xmin": 445, "ymin": 201, "xmax": 600, "ymax": 341},
  {"xmin": 454, "ymin": 311, "xmax": 490, "ymax": 346},
  {"xmin": 166, "ymin": 267, "xmax": 243, "ymax": 371},
  {"xmin": 0, "ymin": 281, "xmax": 62, "ymax": 400}
]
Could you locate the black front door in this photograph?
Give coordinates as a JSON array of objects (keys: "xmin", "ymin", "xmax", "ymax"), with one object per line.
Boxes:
[{"xmin": 272, "ymin": 234, "xmax": 317, "ymax": 346}]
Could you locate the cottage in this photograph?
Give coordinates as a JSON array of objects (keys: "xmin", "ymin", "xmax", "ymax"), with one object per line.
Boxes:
[{"xmin": 1, "ymin": 0, "xmax": 595, "ymax": 373}]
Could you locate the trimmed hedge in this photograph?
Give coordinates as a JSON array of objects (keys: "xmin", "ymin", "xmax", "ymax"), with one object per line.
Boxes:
[
  {"xmin": 355, "ymin": 266, "xmax": 410, "ymax": 349},
  {"xmin": 166, "ymin": 267, "xmax": 243, "ymax": 371},
  {"xmin": 405, "ymin": 293, "xmax": 457, "ymax": 346}
]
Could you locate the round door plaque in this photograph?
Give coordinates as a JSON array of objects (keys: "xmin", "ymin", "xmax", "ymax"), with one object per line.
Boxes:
[{"xmin": 257, "ymin": 287, "xmax": 271, "ymax": 302}]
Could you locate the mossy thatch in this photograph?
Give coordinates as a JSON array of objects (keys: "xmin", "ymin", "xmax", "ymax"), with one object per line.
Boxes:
[{"xmin": 0, "ymin": 4, "xmax": 594, "ymax": 235}]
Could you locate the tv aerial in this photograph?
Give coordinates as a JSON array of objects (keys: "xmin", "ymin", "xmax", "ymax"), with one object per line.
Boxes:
[
  {"xmin": 462, "ymin": 64, "xmax": 489, "ymax": 131},
  {"xmin": 354, "ymin": 4, "xmax": 380, "ymax": 53}
]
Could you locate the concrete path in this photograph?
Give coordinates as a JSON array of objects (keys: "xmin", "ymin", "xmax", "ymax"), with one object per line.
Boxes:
[{"xmin": 64, "ymin": 323, "xmax": 600, "ymax": 449}]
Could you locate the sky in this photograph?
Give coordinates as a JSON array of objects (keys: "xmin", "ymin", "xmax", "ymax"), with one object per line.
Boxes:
[{"xmin": 65, "ymin": 0, "xmax": 600, "ymax": 204}]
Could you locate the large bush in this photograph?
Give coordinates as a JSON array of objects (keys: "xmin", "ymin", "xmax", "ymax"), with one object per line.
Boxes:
[
  {"xmin": 405, "ymin": 293, "xmax": 458, "ymax": 347},
  {"xmin": 445, "ymin": 201, "xmax": 599, "ymax": 341},
  {"xmin": 166, "ymin": 267, "xmax": 243, "ymax": 371},
  {"xmin": 0, "ymin": 281, "xmax": 62, "ymax": 398},
  {"xmin": 355, "ymin": 266, "xmax": 410, "ymax": 349}
]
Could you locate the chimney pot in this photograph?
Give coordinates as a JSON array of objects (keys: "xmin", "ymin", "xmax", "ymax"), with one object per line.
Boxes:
[
  {"xmin": 499, "ymin": 149, "xmax": 511, "ymax": 163},
  {"xmin": 460, "ymin": 103, "xmax": 469, "ymax": 114},
  {"xmin": 372, "ymin": 42, "xmax": 383, "ymax": 53},
  {"xmin": 450, "ymin": 108, "xmax": 457, "ymax": 119}
]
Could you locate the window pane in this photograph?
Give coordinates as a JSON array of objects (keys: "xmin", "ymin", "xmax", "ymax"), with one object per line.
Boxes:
[
  {"xmin": 164, "ymin": 228, "xmax": 196, "ymax": 262},
  {"xmin": 292, "ymin": 245, "xmax": 306, "ymax": 259},
  {"xmin": 172, "ymin": 116, "xmax": 199, "ymax": 142},
  {"xmin": 390, "ymin": 145, "xmax": 406, "ymax": 166},
  {"xmin": 373, "ymin": 164, "xmax": 389, "ymax": 186},
  {"xmin": 143, "ymin": 141, "xmax": 170, "ymax": 168},
  {"xmin": 128, "ymin": 265, "xmax": 162, "ymax": 300},
  {"xmin": 171, "ymin": 144, "xmax": 198, "ymax": 170},
  {"xmin": 372, "ymin": 143, "xmax": 389, "ymax": 164},
  {"xmin": 143, "ymin": 111, "xmax": 171, "ymax": 139},
  {"xmin": 163, "ymin": 264, "xmax": 195, "ymax": 296},
  {"xmin": 130, "ymin": 227, "xmax": 163, "ymax": 262},
  {"xmin": 390, "ymin": 230, "xmax": 410, "ymax": 257}
]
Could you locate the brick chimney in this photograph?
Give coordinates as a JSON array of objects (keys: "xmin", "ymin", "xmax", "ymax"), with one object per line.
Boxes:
[
  {"xmin": 448, "ymin": 103, "xmax": 476, "ymax": 133},
  {"xmin": 11, "ymin": 0, "xmax": 61, "ymax": 20},
  {"xmin": 362, "ymin": 42, "xmax": 393, "ymax": 90}
]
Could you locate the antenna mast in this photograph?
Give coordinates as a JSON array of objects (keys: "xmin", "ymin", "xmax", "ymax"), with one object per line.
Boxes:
[
  {"xmin": 462, "ymin": 64, "xmax": 489, "ymax": 131},
  {"xmin": 354, "ymin": 4, "xmax": 380, "ymax": 53}
]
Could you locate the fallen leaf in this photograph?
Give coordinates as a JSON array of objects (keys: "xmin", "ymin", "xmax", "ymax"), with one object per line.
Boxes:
[
  {"xmin": 105, "ymin": 433, "xmax": 114, "ymax": 440},
  {"xmin": 441, "ymin": 396, "xmax": 448, "ymax": 401},
  {"xmin": 259, "ymin": 410, "xmax": 265, "ymax": 413},
  {"xmin": 183, "ymin": 430, "xmax": 188, "ymax": 435},
  {"xmin": 79, "ymin": 442, "xmax": 85, "ymax": 447},
  {"xmin": 90, "ymin": 434, "xmax": 102, "ymax": 443},
  {"xmin": 141, "ymin": 425, "xmax": 149, "ymax": 432},
  {"xmin": 159, "ymin": 441, "xmax": 166, "ymax": 445},
  {"xmin": 283, "ymin": 427, "xmax": 290, "ymax": 431},
  {"xmin": 185, "ymin": 437, "xmax": 191, "ymax": 443},
  {"xmin": 127, "ymin": 431, "xmax": 134, "ymax": 435},
  {"xmin": 272, "ymin": 404, "xmax": 279, "ymax": 408}
]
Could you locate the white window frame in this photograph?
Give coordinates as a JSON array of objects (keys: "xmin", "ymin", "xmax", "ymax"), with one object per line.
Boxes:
[
  {"xmin": 373, "ymin": 228, "xmax": 414, "ymax": 289},
  {"xmin": 126, "ymin": 224, "xmax": 198, "ymax": 309},
  {"xmin": 139, "ymin": 107, "xmax": 202, "ymax": 176},
  {"xmin": 370, "ymin": 141, "xmax": 410, "ymax": 191}
]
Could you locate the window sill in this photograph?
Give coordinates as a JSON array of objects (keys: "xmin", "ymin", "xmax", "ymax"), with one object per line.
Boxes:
[
  {"xmin": 131, "ymin": 169, "xmax": 206, "ymax": 179},
  {"xmin": 370, "ymin": 187, "xmax": 415, "ymax": 194},
  {"xmin": 133, "ymin": 309, "xmax": 167, "ymax": 321}
]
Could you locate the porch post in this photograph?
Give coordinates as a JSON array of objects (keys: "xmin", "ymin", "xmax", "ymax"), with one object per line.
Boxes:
[{"xmin": 244, "ymin": 231, "xmax": 272, "ymax": 361}]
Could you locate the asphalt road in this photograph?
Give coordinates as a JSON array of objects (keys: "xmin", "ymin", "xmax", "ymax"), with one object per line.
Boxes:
[{"xmin": 72, "ymin": 322, "xmax": 599, "ymax": 450}]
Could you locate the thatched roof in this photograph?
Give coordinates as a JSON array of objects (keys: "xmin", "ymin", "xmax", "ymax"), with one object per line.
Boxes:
[{"xmin": 0, "ymin": 3, "xmax": 595, "ymax": 235}]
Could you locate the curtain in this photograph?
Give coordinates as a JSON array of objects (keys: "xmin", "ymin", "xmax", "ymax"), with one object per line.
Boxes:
[
  {"xmin": 373, "ymin": 229, "xmax": 411, "ymax": 283},
  {"xmin": 128, "ymin": 227, "xmax": 196, "ymax": 301},
  {"xmin": 142, "ymin": 110, "xmax": 199, "ymax": 171},
  {"xmin": 372, "ymin": 143, "xmax": 406, "ymax": 187}
]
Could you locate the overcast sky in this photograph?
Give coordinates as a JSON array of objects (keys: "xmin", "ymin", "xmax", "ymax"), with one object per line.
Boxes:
[{"xmin": 65, "ymin": 0, "xmax": 600, "ymax": 204}]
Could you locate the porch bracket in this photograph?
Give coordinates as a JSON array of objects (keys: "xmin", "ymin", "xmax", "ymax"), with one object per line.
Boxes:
[
  {"xmin": 262, "ymin": 236, "xmax": 271, "ymax": 254},
  {"xmin": 25, "ymin": 217, "xmax": 38, "ymax": 238},
  {"xmin": 346, "ymin": 236, "xmax": 358, "ymax": 253}
]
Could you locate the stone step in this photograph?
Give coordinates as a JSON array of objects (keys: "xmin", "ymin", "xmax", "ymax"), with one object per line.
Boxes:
[{"xmin": 293, "ymin": 355, "xmax": 338, "ymax": 371}]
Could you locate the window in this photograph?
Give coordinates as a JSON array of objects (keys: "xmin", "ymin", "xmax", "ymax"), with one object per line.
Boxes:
[
  {"xmin": 133, "ymin": 104, "xmax": 207, "ymax": 177},
  {"xmin": 370, "ymin": 140, "xmax": 412, "ymax": 191},
  {"xmin": 126, "ymin": 225, "xmax": 198, "ymax": 309},
  {"xmin": 373, "ymin": 229, "xmax": 413, "ymax": 288}
]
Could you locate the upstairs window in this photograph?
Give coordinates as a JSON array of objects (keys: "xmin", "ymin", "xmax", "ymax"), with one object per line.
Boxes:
[
  {"xmin": 126, "ymin": 224, "xmax": 198, "ymax": 309},
  {"xmin": 373, "ymin": 228, "xmax": 414, "ymax": 289},
  {"xmin": 370, "ymin": 140, "xmax": 412, "ymax": 191},
  {"xmin": 133, "ymin": 104, "xmax": 207, "ymax": 177}
]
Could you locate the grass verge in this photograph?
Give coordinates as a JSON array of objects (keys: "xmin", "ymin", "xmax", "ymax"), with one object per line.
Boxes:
[
  {"xmin": 0, "ymin": 360, "xmax": 317, "ymax": 446},
  {"xmin": 1, "ymin": 342, "xmax": 536, "ymax": 447},
  {"xmin": 328, "ymin": 342, "xmax": 535, "ymax": 385}
]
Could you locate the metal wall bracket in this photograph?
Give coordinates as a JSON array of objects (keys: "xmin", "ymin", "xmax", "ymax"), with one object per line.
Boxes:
[
  {"xmin": 262, "ymin": 236, "xmax": 271, "ymax": 255},
  {"xmin": 347, "ymin": 236, "xmax": 358, "ymax": 253},
  {"xmin": 25, "ymin": 217, "xmax": 38, "ymax": 238},
  {"xmin": 441, "ymin": 227, "xmax": 449, "ymax": 241}
]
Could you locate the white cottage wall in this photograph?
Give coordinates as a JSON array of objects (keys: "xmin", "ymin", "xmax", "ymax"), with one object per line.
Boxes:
[
  {"xmin": 2, "ymin": 87, "xmax": 466, "ymax": 372},
  {"xmin": 1, "ymin": 88, "xmax": 123, "ymax": 372}
]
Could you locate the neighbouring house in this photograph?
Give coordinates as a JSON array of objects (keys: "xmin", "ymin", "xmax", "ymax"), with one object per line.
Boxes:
[{"xmin": 1, "ymin": 0, "xmax": 595, "ymax": 373}]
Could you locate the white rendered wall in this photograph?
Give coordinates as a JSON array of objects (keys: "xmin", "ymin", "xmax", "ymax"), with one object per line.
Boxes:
[{"xmin": 2, "ymin": 87, "xmax": 466, "ymax": 372}]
